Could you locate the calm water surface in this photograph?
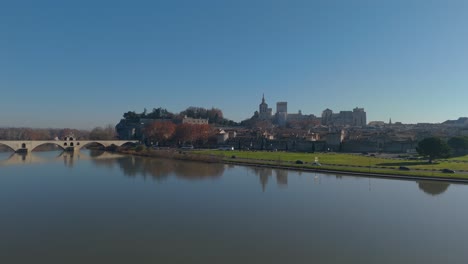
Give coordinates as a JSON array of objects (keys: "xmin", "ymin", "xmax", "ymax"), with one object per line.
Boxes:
[{"xmin": 0, "ymin": 150, "xmax": 467, "ymax": 264}]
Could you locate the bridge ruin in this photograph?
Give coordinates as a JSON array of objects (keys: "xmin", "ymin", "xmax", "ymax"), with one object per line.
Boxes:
[{"xmin": 0, "ymin": 137, "xmax": 138, "ymax": 153}]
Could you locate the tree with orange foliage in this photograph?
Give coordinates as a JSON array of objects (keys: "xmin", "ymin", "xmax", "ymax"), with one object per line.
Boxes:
[
  {"xmin": 144, "ymin": 121, "xmax": 176, "ymax": 145},
  {"xmin": 173, "ymin": 123, "xmax": 195, "ymax": 144},
  {"xmin": 193, "ymin": 124, "xmax": 213, "ymax": 145},
  {"xmin": 173, "ymin": 123, "xmax": 213, "ymax": 146}
]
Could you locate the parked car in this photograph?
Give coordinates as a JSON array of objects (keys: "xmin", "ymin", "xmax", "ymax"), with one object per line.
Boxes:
[
  {"xmin": 441, "ymin": 168, "xmax": 455, "ymax": 174},
  {"xmin": 218, "ymin": 146, "xmax": 234, "ymax": 151},
  {"xmin": 180, "ymin": 145, "xmax": 194, "ymax": 150},
  {"xmin": 399, "ymin": 166, "xmax": 410, "ymax": 171}
]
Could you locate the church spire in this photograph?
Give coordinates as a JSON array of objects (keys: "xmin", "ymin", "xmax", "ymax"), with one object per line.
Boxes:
[{"xmin": 262, "ymin": 93, "xmax": 265, "ymax": 103}]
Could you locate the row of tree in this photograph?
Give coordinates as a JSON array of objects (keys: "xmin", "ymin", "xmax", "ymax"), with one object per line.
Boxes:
[
  {"xmin": 143, "ymin": 122, "xmax": 214, "ymax": 146},
  {"xmin": 417, "ymin": 136, "xmax": 468, "ymax": 163},
  {"xmin": 123, "ymin": 107, "xmax": 175, "ymax": 122},
  {"xmin": 0, "ymin": 125, "xmax": 116, "ymax": 140},
  {"xmin": 122, "ymin": 106, "xmax": 238, "ymax": 126}
]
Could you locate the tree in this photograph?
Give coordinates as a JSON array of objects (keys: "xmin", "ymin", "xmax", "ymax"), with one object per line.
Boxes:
[
  {"xmin": 179, "ymin": 106, "xmax": 233, "ymax": 125},
  {"xmin": 172, "ymin": 123, "xmax": 213, "ymax": 146},
  {"xmin": 145, "ymin": 107, "xmax": 174, "ymax": 119},
  {"xmin": 143, "ymin": 121, "xmax": 176, "ymax": 145},
  {"xmin": 123, "ymin": 111, "xmax": 140, "ymax": 122},
  {"xmin": 193, "ymin": 124, "xmax": 213, "ymax": 145},
  {"xmin": 448, "ymin": 136, "xmax": 468, "ymax": 155},
  {"xmin": 89, "ymin": 125, "xmax": 116, "ymax": 140},
  {"xmin": 416, "ymin": 137, "xmax": 451, "ymax": 163},
  {"xmin": 173, "ymin": 124, "xmax": 195, "ymax": 144}
]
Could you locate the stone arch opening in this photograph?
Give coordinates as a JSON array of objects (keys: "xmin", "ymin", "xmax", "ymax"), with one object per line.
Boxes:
[
  {"xmin": 69, "ymin": 137, "xmax": 74, "ymax": 141},
  {"xmin": 64, "ymin": 142, "xmax": 68, "ymax": 146},
  {"xmin": 30, "ymin": 142, "xmax": 65, "ymax": 152},
  {"xmin": 119, "ymin": 142, "xmax": 138, "ymax": 148},
  {"xmin": 78, "ymin": 141, "xmax": 106, "ymax": 150},
  {"xmin": 21, "ymin": 143, "xmax": 26, "ymax": 148},
  {"xmin": 0, "ymin": 143, "xmax": 15, "ymax": 153},
  {"xmin": 70, "ymin": 142, "xmax": 74, "ymax": 147}
]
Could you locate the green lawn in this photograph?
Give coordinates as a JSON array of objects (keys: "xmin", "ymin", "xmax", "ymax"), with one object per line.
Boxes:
[
  {"xmin": 193, "ymin": 150, "xmax": 468, "ymax": 178},
  {"xmin": 447, "ymin": 155, "xmax": 468, "ymax": 162}
]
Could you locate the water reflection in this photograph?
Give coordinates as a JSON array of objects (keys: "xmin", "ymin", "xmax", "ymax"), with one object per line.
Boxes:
[
  {"xmin": 0, "ymin": 150, "xmax": 113, "ymax": 168},
  {"xmin": 417, "ymin": 181, "xmax": 451, "ymax": 196},
  {"xmin": 0, "ymin": 152, "xmax": 44, "ymax": 165},
  {"xmin": 247, "ymin": 167, "xmax": 289, "ymax": 191},
  {"xmin": 60, "ymin": 151, "xmax": 76, "ymax": 168},
  {"xmin": 0, "ymin": 150, "xmax": 459, "ymax": 196},
  {"xmin": 92, "ymin": 155, "xmax": 226, "ymax": 181},
  {"xmin": 276, "ymin": 169, "xmax": 288, "ymax": 187}
]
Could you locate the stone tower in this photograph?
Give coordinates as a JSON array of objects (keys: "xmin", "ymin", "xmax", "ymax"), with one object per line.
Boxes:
[{"xmin": 258, "ymin": 94, "xmax": 272, "ymax": 120}]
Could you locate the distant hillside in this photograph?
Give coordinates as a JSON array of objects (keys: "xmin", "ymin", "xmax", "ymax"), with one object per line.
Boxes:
[{"xmin": 443, "ymin": 117, "xmax": 468, "ymax": 126}]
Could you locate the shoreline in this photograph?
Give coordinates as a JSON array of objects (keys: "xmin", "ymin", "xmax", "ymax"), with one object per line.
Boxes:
[{"xmin": 117, "ymin": 149, "xmax": 468, "ymax": 184}]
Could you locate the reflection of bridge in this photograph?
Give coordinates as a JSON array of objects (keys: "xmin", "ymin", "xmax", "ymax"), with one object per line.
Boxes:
[
  {"xmin": 0, "ymin": 139, "xmax": 138, "ymax": 152},
  {"xmin": 0, "ymin": 151, "xmax": 127, "ymax": 167}
]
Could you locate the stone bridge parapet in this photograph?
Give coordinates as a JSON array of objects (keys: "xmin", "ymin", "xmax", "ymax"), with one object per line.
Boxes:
[{"xmin": 0, "ymin": 140, "xmax": 139, "ymax": 152}]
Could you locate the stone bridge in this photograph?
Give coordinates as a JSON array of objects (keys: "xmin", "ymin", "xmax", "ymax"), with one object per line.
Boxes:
[{"xmin": 0, "ymin": 139, "xmax": 139, "ymax": 152}]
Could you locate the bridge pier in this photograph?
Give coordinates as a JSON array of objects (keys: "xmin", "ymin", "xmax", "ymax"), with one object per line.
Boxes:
[
  {"xmin": 63, "ymin": 146, "xmax": 76, "ymax": 152},
  {"xmin": 16, "ymin": 148, "xmax": 29, "ymax": 153}
]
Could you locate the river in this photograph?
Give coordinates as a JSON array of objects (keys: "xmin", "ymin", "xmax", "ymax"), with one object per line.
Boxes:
[{"xmin": 0, "ymin": 150, "xmax": 467, "ymax": 264}]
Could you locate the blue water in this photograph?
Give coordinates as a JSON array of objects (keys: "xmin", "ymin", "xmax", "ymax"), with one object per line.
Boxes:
[{"xmin": 0, "ymin": 150, "xmax": 467, "ymax": 264}]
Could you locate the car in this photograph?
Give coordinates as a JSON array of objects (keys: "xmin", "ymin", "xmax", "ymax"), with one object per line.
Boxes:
[
  {"xmin": 180, "ymin": 145, "xmax": 194, "ymax": 150},
  {"xmin": 441, "ymin": 168, "xmax": 455, "ymax": 174},
  {"xmin": 218, "ymin": 146, "xmax": 234, "ymax": 151},
  {"xmin": 399, "ymin": 166, "xmax": 410, "ymax": 171}
]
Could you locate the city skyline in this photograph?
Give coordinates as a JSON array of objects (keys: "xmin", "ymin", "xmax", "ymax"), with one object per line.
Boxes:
[{"xmin": 2, "ymin": 0, "xmax": 468, "ymax": 129}]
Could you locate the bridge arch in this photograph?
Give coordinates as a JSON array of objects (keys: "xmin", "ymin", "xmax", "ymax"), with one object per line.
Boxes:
[
  {"xmin": 0, "ymin": 142, "xmax": 17, "ymax": 152},
  {"xmin": 0, "ymin": 140, "xmax": 138, "ymax": 153},
  {"xmin": 30, "ymin": 142, "xmax": 66, "ymax": 152},
  {"xmin": 77, "ymin": 141, "xmax": 107, "ymax": 150},
  {"xmin": 115, "ymin": 141, "xmax": 138, "ymax": 147}
]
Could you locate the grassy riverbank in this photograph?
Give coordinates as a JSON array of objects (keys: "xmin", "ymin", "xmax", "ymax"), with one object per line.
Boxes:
[
  {"xmin": 118, "ymin": 147, "xmax": 468, "ymax": 180},
  {"xmin": 192, "ymin": 150, "xmax": 468, "ymax": 179}
]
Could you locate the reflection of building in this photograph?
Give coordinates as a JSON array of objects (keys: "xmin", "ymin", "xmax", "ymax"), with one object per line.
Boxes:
[
  {"xmin": 249, "ymin": 167, "xmax": 273, "ymax": 192},
  {"xmin": 249, "ymin": 167, "xmax": 289, "ymax": 191},
  {"xmin": 275, "ymin": 169, "xmax": 288, "ymax": 186},
  {"xmin": 62, "ymin": 152, "xmax": 75, "ymax": 168},
  {"xmin": 258, "ymin": 168, "xmax": 272, "ymax": 192}
]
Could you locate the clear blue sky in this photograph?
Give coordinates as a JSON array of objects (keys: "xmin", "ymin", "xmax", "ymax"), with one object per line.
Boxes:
[{"xmin": 2, "ymin": 0, "xmax": 468, "ymax": 129}]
